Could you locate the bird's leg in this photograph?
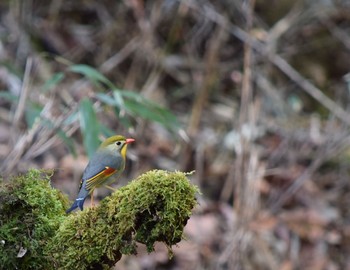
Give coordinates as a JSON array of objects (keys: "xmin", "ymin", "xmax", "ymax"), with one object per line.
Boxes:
[
  {"xmin": 105, "ymin": 185, "xmax": 116, "ymax": 191},
  {"xmin": 91, "ymin": 189, "xmax": 95, "ymax": 207}
]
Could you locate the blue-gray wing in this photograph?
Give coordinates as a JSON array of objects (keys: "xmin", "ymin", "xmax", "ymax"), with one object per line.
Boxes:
[{"xmin": 82, "ymin": 150, "xmax": 124, "ymax": 181}]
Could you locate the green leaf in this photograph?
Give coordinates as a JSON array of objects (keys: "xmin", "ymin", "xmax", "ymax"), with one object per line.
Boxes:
[
  {"xmin": 63, "ymin": 111, "xmax": 79, "ymax": 126},
  {"xmin": 119, "ymin": 90, "xmax": 180, "ymax": 130},
  {"xmin": 0, "ymin": 91, "xmax": 19, "ymax": 103},
  {"xmin": 69, "ymin": 65, "xmax": 114, "ymax": 89},
  {"xmin": 123, "ymin": 99, "xmax": 161, "ymax": 121},
  {"xmin": 112, "ymin": 90, "xmax": 125, "ymax": 108},
  {"xmin": 79, "ymin": 98, "xmax": 100, "ymax": 157},
  {"xmin": 25, "ymin": 104, "xmax": 43, "ymax": 128},
  {"xmin": 95, "ymin": 88, "xmax": 180, "ymax": 132},
  {"xmin": 118, "ymin": 90, "xmax": 143, "ymax": 101},
  {"xmin": 41, "ymin": 72, "xmax": 65, "ymax": 92},
  {"xmin": 95, "ymin": 93, "xmax": 117, "ymax": 106}
]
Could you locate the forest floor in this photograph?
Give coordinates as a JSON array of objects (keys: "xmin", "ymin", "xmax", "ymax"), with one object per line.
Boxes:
[{"xmin": 1, "ymin": 1, "xmax": 350, "ymax": 269}]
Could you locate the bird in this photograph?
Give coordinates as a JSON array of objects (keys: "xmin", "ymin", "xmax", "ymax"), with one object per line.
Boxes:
[{"xmin": 66, "ymin": 135, "xmax": 135, "ymax": 213}]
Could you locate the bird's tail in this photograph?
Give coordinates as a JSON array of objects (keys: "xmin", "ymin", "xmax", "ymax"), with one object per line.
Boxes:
[
  {"xmin": 66, "ymin": 197, "xmax": 86, "ymax": 213},
  {"xmin": 66, "ymin": 181, "xmax": 90, "ymax": 213}
]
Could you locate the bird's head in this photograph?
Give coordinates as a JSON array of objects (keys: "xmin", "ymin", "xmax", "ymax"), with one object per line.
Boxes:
[{"xmin": 100, "ymin": 135, "xmax": 135, "ymax": 158}]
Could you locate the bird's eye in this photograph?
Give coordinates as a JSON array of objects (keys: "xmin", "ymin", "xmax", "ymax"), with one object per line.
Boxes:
[{"xmin": 115, "ymin": 141, "xmax": 122, "ymax": 146}]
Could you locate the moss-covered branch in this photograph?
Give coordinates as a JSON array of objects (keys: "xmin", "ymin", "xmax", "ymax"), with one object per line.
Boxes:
[{"xmin": 0, "ymin": 169, "xmax": 198, "ymax": 269}]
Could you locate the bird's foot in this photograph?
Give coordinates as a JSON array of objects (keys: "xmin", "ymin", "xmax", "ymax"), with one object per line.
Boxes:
[{"xmin": 105, "ymin": 185, "xmax": 116, "ymax": 191}]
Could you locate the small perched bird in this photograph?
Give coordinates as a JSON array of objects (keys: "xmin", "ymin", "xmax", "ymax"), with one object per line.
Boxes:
[{"xmin": 66, "ymin": 135, "xmax": 135, "ymax": 213}]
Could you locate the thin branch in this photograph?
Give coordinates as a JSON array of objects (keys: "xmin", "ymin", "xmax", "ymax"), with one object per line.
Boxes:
[
  {"xmin": 270, "ymin": 135, "xmax": 350, "ymax": 213},
  {"xmin": 13, "ymin": 57, "xmax": 33, "ymax": 126},
  {"xmin": 181, "ymin": 0, "xmax": 350, "ymax": 126}
]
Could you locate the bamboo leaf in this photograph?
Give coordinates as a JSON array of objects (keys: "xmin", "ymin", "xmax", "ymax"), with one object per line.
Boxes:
[
  {"xmin": 79, "ymin": 98, "xmax": 100, "ymax": 157},
  {"xmin": 120, "ymin": 90, "xmax": 180, "ymax": 130},
  {"xmin": 41, "ymin": 72, "xmax": 65, "ymax": 92},
  {"xmin": 0, "ymin": 91, "xmax": 19, "ymax": 103},
  {"xmin": 69, "ymin": 65, "xmax": 114, "ymax": 89},
  {"xmin": 25, "ymin": 105, "xmax": 42, "ymax": 128},
  {"xmin": 95, "ymin": 93, "xmax": 117, "ymax": 106}
]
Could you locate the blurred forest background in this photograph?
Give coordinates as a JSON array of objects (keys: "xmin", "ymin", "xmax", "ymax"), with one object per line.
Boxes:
[{"xmin": 1, "ymin": 0, "xmax": 350, "ymax": 269}]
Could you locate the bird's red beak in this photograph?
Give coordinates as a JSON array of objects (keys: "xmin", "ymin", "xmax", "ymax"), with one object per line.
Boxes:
[{"xmin": 126, "ymin": 138, "xmax": 135, "ymax": 144}]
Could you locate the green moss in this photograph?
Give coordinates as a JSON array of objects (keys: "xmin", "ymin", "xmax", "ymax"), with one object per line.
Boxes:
[
  {"xmin": 0, "ymin": 169, "xmax": 69, "ymax": 269},
  {"xmin": 1, "ymin": 169, "xmax": 198, "ymax": 269},
  {"xmin": 51, "ymin": 170, "xmax": 198, "ymax": 269}
]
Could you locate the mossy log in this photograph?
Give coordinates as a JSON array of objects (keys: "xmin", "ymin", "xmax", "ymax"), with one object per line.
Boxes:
[{"xmin": 0, "ymin": 169, "xmax": 198, "ymax": 269}]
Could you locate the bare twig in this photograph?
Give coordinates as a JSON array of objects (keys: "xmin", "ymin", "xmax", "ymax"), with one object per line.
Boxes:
[
  {"xmin": 181, "ymin": 0, "xmax": 350, "ymax": 126},
  {"xmin": 269, "ymin": 54, "xmax": 350, "ymax": 126},
  {"xmin": 219, "ymin": 1, "xmax": 263, "ymax": 269},
  {"xmin": 13, "ymin": 57, "xmax": 33, "ymax": 126},
  {"xmin": 270, "ymin": 135, "xmax": 350, "ymax": 213},
  {"xmin": 266, "ymin": 4, "xmax": 302, "ymax": 54},
  {"xmin": 320, "ymin": 14, "xmax": 350, "ymax": 51},
  {"xmin": 234, "ymin": 0, "xmax": 255, "ymax": 215},
  {"xmin": 1, "ymin": 120, "xmax": 41, "ymax": 176},
  {"xmin": 100, "ymin": 37, "xmax": 140, "ymax": 73},
  {"xmin": 187, "ymin": 25, "xmax": 226, "ymax": 137}
]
